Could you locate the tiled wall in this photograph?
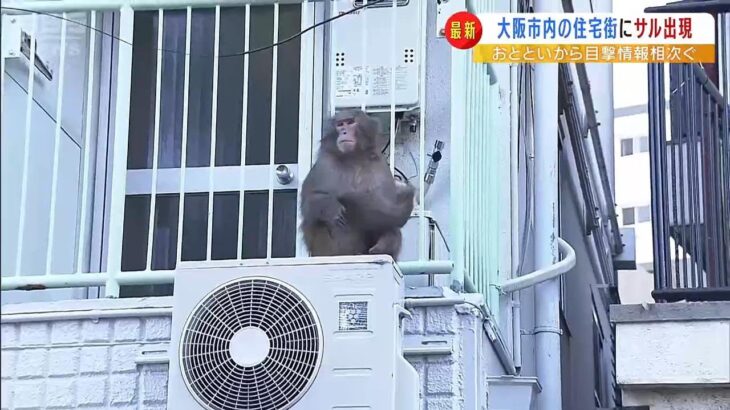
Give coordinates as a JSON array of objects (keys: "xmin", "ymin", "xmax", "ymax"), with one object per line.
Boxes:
[
  {"xmin": 1, "ymin": 300, "xmax": 485, "ymax": 409},
  {"xmin": 1, "ymin": 315, "xmax": 171, "ymax": 409}
]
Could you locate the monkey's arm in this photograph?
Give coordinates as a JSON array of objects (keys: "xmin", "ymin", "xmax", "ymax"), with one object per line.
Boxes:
[
  {"xmin": 340, "ymin": 181, "xmax": 415, "ymax": 230},
  {"xmin": 300, "ymin": 163, "xmax": 347, "ymax": 227}
]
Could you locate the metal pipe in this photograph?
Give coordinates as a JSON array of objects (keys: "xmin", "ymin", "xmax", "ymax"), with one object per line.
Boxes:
[
  {"xmin": 207, "ymin": 6, "xmax": 222, "ymax": 261},
  {"xmin": 45, "ymin": 14, "xmax": 69, "ymax": 275},
  {"xmin": 509, "ymin": 0, "xmax": 520, "ymax": 366},
  {"xmin": 76, "ymin": 11, "xmax": 98, "ymax": 274},
  {"xmin": 1, "ymin": 260, "xmax": 455, "ymax": 290},
  {"xmin": 146, "ymin": 8, "xmax": 165, "ymax": 270},
  {"xmin": 418, "ymin": 0, "xmax": 427, "ymax": 262},
  {"xmin": 398, "ymin": 260, "xmax": 454, "ymax": 276},
  {"xmin": 15, "ymin": 13, "xmax": 37, "ymax": 277},
  {"xmin": 403, "ymin": 297, "xmax": 466, "ymax": 308},
  {"xmin": 498, "ymin": 238, "xmax": 576, "ymax": 294},
  {"xmin": 105, "ymin": 6, "xmax": 136, "ymax": 297},
  {"xmin": 1, "ymin": 270, "xmax": 176, "ymax": 291},
  {"xmin": 175, "ymin": 6, "xmax": 193, "ymax": 265},
  {"xmin": 533, "ymin": 0, "xmax": 562, "ymax": 404},
  {"xmin": 265, "ymin": 3, "xmax": 280, "ymax": 260},
  {"xmin": 237, "ymin": 4, "xmax": 251, "ymax": 259},
  {"xmin": 449, "ymin": 30, "xmax": 467, "ymax": 291}
]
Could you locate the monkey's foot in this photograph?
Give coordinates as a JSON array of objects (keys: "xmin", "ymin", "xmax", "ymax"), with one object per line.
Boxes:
[{"xmin": 368, "ymin": 244, "xmax": 388, "ymax": 255}]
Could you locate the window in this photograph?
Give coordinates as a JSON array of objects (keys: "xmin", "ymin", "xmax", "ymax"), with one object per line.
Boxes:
[
  {"xmin": 637, "ymin": 205, "xmax": 651, "ymax": 223},
  {"xmin": 119, "ymin": 5, "xmax": 310, "ymax": 297},
  {"xmin": 620, "ymin": 138, "xmax": 633, "ymax": 156},
  {"xmin": 592, "ymin": 310, "xmax": 606, "ymax": 408},
  {"xmin": 620, "ymin": 136, "xmax": 649, "ymax": 156},
  {"xmin": 622, "ymin": 207, "xmax": 635, "ymax": 225}
]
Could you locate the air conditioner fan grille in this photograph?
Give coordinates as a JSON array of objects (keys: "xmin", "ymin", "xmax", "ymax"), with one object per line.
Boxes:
[{"xmin": 180, "ymin": 277, "xmax": 322, "ymax": 410}]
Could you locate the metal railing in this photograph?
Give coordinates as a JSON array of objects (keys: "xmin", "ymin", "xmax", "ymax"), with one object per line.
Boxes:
[
  {"xmin": 448, "ymin": 0, "xmax": 508, "ymax": 314},
  {"xmin": 1, "ymin": 0, "xmax": 509, "ymax": 307},
  {"xmin": 648, "ymin": 61, "xmax": 730, "ymax": 301}
]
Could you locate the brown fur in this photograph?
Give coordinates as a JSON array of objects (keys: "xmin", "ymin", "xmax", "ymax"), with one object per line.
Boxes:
[{"xmin": 300, "ymin": 110, "xmax": 415, "ymax": 260}]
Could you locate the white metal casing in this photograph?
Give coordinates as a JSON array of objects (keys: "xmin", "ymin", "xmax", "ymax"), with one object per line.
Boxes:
[
  {"xmin": 167, "ymin": 255, "xmax": 419, "ymax": 410},
  {"xmin": 331, "ymin": 0, "xmax": 421, "ymax": 110}
]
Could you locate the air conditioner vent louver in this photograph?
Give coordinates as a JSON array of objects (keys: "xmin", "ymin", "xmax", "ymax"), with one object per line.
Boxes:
[{"xmin": 180, "ymin": 277, "xmax": 323, "ymax": 410}]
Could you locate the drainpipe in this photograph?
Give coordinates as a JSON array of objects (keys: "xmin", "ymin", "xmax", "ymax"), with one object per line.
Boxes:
[
  {"xmin": 509, "ymin": 0, "xmax": 522, "ymax": 370},
  {"xmin": 534, "ymin": 0, "xmax": 561, "ymax": 408}
]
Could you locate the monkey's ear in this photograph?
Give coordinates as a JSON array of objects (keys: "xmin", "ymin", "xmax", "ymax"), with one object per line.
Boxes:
[{"xmin": 363, "ymin": 114, "xmax": 382, "ymax": 140}]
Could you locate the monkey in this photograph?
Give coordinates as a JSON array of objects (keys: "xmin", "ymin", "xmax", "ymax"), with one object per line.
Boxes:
[{"xmin": 300, "ymin": 109, "xmax": 415, "ymax": 261}]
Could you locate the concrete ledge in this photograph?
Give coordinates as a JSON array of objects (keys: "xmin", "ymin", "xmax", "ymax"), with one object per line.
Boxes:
[
  {"xmin": 611, "ymin": 301, "xmax": 730, "ymax": 323},
  {"xmin": 616, "ymin": 320, "xmax": 730, "ymax": 386}
]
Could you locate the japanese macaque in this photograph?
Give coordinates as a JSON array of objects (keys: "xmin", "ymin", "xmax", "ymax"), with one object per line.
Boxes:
[{"xmin": 300, "ymin": 109, "xmax": 415, "ymax": 261}]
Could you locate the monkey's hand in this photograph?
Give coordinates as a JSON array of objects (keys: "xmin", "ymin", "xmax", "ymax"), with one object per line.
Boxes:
[{"xmin": 324, "ymin": 201, "xmax": 348, "ymax": 229}]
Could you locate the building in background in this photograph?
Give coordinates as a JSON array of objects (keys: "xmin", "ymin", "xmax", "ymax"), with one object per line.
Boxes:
[{"xmin": 611, "ymin": 1, "xmax": 730, "ymax": 409}]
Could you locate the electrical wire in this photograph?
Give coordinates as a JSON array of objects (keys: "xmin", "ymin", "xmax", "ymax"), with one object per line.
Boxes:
[{"xmin": 0, "ymin": 0, "xmax": 385, "ymax": 59}]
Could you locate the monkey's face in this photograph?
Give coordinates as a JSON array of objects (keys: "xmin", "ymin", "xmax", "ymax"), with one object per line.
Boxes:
[{"xmin": 336, "ymin": 117, "xmax": 359, "ymax": 154}]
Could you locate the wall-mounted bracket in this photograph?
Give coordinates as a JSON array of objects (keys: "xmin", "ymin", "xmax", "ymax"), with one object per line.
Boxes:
[
  {"xmin": 1, "ymin": 15, "xmax": 54, "ymax": 81},
  {"xmin": 1, "ymin": 15, "xmax": 22, "ymax": 59}
]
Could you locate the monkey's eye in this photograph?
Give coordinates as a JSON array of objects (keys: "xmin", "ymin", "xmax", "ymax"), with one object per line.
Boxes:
[{"xmin": 337, "ymin": 118, "xmax": 356, "ymax": 127}]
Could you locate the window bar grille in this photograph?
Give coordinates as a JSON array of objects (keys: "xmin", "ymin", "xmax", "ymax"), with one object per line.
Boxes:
[
  {"xmin": 106, "ymin": 6, "xmax": 135, "ymax": 297},
  {"xmin": 15, "ymin": 13, "xmax": 38, "ymax": 277},
  {"xmin": 76, "ymin": 11, "xmax": 98, "ymax": 274},
  {"xmin": 295, "ymin": 0, "xmax": 315, "ymax": 258},
  {"xmin": 206, "ymin": 5, "xmax": 221, "ymax": 261},
  {"xmin": 175, "ymin": 6, "xmax": 193, "ymax": 266},
  {"xmin": 266, "ymin": 3, "xmax": 280, "ymax": 260},
  {"xmin": 45, "ymin": 15, "xmax": 69, "ymax": 275},
  {"xmin": 237, "ymin": 4, "xmax": 251, "ymax": 260},
  {"xmin": 145, "ymin": 8, "xmax": 165, "ymax": 270}
]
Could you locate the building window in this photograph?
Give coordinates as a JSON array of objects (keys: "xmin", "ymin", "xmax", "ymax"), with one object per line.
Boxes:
[
  {"xmin": 593, "ymin": 310, "xmax": 606, "ymax": 408},
  {"xmin": 620, "ymin": 136, "xmax": 649, "ymax": 156},
  {"xmin": 622, "ymin": 207, "xmax": 635, "ymax": 225},
  {"xmin": 620, "ymin": 138, "xmax": 633, "ymax": 156},
  {"xmin": 637, "ymin": 205, "xmax": 651, "ymax": 222}
]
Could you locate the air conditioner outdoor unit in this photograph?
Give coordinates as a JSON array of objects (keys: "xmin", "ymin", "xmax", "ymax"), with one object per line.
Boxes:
[{"xmin": 167, "ymin": 255, "xmax": 420, "ymax": 410}]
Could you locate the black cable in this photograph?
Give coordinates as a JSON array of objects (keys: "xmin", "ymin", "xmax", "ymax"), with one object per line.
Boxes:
[
  {"xmin": 393, "ymin": 167, "xmax": 409, "ymax": 183},
  {"xmin": 0, "ymin": 0, "xmax": 385, "ymax": 59}
]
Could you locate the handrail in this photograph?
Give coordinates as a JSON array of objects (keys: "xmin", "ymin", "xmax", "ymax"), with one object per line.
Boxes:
[{"xmin": 496, "ymin": 237, "xmax": 577, "ymax": 294}]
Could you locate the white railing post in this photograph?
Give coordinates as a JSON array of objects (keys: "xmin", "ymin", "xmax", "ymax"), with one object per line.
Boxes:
[
  {"xmin": 105, "ymin": 5, "xmax": 135, "ymax": 297},
  {"xmin": 266, "ymin": 3, "xmax": 280, "ymax": 260},
  {"xmin": 15, "ymin": 13, "xmax": 38, "ymax": 277}
]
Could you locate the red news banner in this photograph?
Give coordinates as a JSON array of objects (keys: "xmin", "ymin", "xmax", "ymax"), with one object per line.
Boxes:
[{"xmin": 444, "ymin": 12, "xmax": 717, "ymax": 64}]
